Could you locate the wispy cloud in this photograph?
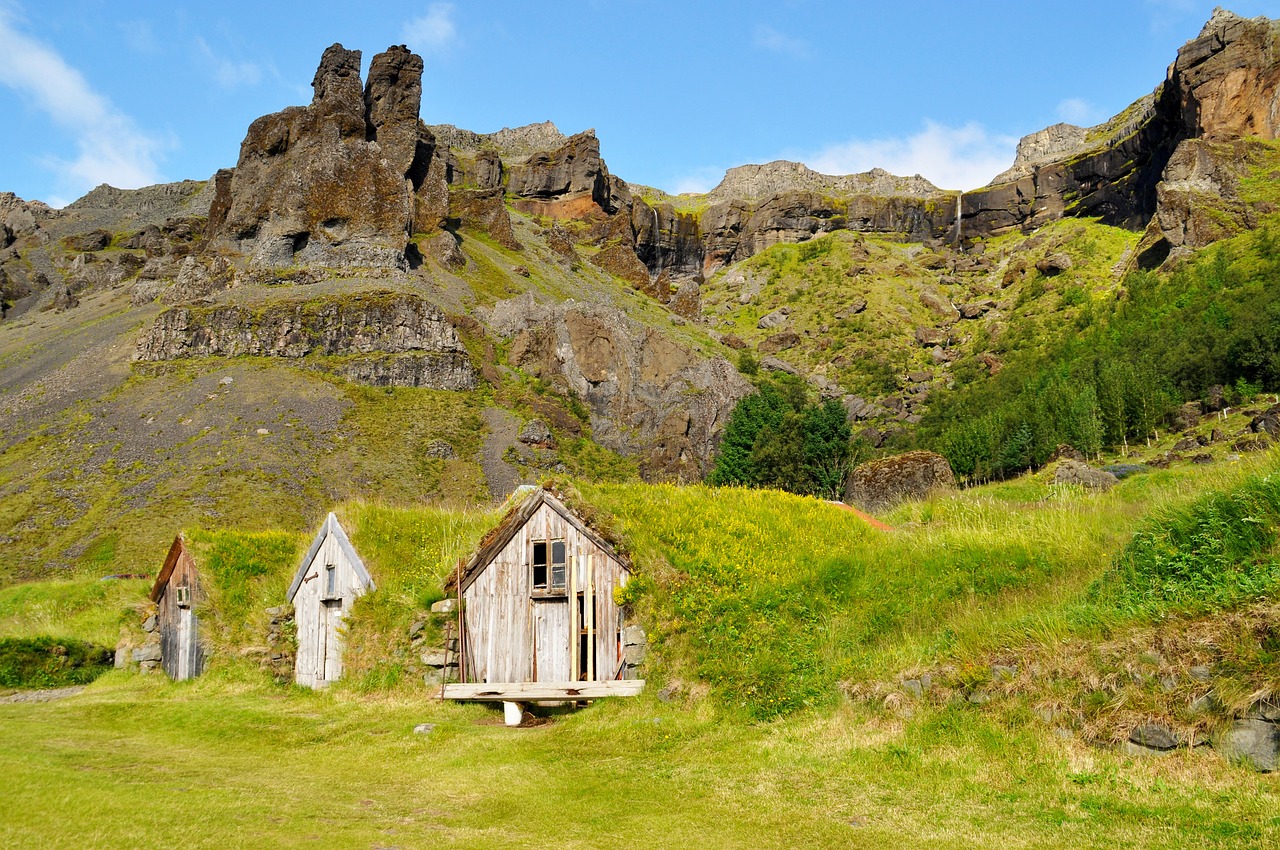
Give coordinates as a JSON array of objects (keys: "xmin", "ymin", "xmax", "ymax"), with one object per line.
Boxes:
[
  {"xmin": 404, "ymin": 3, "xmax": 457, "ymax": 52},
  {"xmin": 196, "ymin": 36, "xmax": 262, "ymax": 88},
  {"xmin": 753, "ymin": 24, "xmax": 810, "ymax": 59},
  {"xmin": 669, "ymin": 167, "xmax": 727, "ymax": 195},
  {"xmin": 118, "ymin": 19, "xmax": 158, "ymax": 55},
  {"xmin": 803, "ymin": 121, "xmax": 1018, "ymax": 191},
  {"xmin": 1056, "ymin": 97, "xmax": 1101, "ymax": 125},
  {"xmin": 0, "ymin": 6, "xmax": 163, "ymax": 202}
]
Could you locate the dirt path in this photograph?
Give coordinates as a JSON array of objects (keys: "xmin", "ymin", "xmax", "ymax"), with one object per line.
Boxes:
[{"xmin": 0, "ymin": 685, "xmax": 86, "ymax": 704}]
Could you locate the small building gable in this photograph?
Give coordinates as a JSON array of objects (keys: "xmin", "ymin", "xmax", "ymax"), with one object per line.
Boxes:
[
  {"xmin": 445, "ymin": 486, "xmax": 641, "ymax": 698},
  {"xmin": 288, "ymin": 513, "xmax": 374, "ymax": 688},
  {"xmin": 149, "ymin": 535, "xmax": 206, "ymax": 681}
]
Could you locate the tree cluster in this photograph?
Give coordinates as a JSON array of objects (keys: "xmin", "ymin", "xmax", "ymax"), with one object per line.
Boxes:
[{"xmin": 709, "ymin": 374, "xmax": 856, "ymax": 499}]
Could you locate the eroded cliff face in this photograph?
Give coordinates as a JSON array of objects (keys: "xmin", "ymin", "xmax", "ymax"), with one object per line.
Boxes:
[
  {"xmin": 963, "ymin": 9, "xmax": 1280, "ymax": 244},
  {"xmin": 485, "ymin": 293, "xmax": 752, "ymax": 480},
  {"xmin": 208, "ymin": 44, "xmax": 445, "ymax": 270},
  {"xmin": 134, "ymin": 292, "xmax": 476, "ymax": 390}
]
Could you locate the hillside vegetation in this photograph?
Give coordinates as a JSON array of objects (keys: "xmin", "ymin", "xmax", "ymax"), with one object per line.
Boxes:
[{"xmin": 2, "ymin": 455, "xmax": 1279, "ymax": 847}]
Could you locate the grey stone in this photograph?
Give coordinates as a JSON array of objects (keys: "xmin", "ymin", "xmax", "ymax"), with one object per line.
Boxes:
[
  {"xmin": 1129, "ymin": 723, "xmax": 1179, "ymax": 751},
  {"xmin": 408, "ymin": 620, "xmax": 426, "ymax": 640},
  {"xmin": 132, "ymin": 644, "xmax": 162, "ymax": 663},
  {"xmin": 1246, "ymin": 700, "xmax": 1280, "ymax": 722},
  {"xmin": 423, "ymin": 439, "xmax": 456, "ymax": 460},
  {"xmin": 264, "ymin": 606, "xmax": 285, "ymax": 618},
  {"xmin": 1124, "ymin": 740, "xmax": 1174, "ymax": 758},
  {"xmin": 759, "ymin": 356, "xmax": 799, "ymax": 375},
  {"xmin": 218, "ymin": 376, "xmax": 234, "ymax": 386},
  {"xmin": 1189, "ymin": 692, "xmax": 1217, "ymax": 715},
  {"xmin": 623, "ymin": 643, "xmax": 647, "ymax": 666},
  {"xmin": 113, "ymin": 644, "xmax": 129, "ymax": 669},
  {"xmin": 966, "ymin": 691, "xmax": 991, "ymax": 704},
  {"xmin": 430, "ymin": 598, "xmax": 459, "ymax": 615},
  {"xmin": 142, "ymin": 614, "xmax": 157, "ymax": 633},
  {"xmin": 1189, "ymin": 664, "xmax": 1212, "ymax": 681},
  {"xmin": 622, "ymin": 625, "xmax": 646, "ymax": 647},
  {"xmin": 517, "ymin": 419, "xmax": 554, "ymax": 447},
  {"xmin": 835, "ymin": 297, "xmax": 867, "ymax": 319},
  {"xmin": 413, "ymin": 723, "xmax": 436, "ymax": 735},
  {"xmin": 1054, "ymin": 459, "xmax": 1118, "ymax": 491},
  {"xmin": 420, "ymin": 650, "xmax": 452, "ymax": 667},
  {"xmin": 903, "ymin": 679, "xmax": 924, "ymax": 699},
  {"xmin": 757, "ymin": 307, "xmax": 790, "ymax": 329},
  {"xmin": 1214, "ymin": 719, "xmax": 1278, "ymax": 772}
]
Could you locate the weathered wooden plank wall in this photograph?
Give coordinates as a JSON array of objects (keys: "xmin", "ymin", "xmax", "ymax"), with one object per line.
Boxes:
[{"xmin": 462, "ymin": 501, "xmax": 631, "ymax": 685}]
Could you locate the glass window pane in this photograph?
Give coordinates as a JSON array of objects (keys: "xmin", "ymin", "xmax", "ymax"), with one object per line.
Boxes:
[{"xmin": 552, "ymin": 541, "xmax": 566, "ymax": 565}]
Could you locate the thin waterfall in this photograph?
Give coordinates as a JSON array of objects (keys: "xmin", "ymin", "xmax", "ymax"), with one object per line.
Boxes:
[{"xmin": 954, "ymin": 191, "xmax": 963, "ymax": 245}]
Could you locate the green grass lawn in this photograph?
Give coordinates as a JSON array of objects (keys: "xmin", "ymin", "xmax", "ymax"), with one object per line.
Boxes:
[{"xmin": 1, "ymin": 670, "xmax": 1276, "ymax": 849}]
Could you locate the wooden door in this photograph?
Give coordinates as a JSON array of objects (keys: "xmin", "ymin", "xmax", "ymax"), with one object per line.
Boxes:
[
  {"xmin": 177, "ymin": 607, "xmax": 192, "ymax": 680},
  {"xmin": 531, "ymin": 599, "xmax": 570, "ymax": 682},
  {"xmin": 322, "ymin": 600, "xmax": 344, "ymax": 682}
]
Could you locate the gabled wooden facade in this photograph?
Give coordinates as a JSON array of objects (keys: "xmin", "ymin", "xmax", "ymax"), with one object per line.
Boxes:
[
  {"xmin": 286, "ymin": 513, "xmax": 374, "ymax": 689},
  {"xmin": 149, "ymin": 535, "xmax": 206, "ymax": 681},
  {"xmin": 444, "ymin": 487, "xmax": 638, "ymax": 698}
]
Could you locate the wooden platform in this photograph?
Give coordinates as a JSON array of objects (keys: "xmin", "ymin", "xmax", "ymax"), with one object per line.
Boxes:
[{"xmin": 441, "ymin": 680, "xmax": 645, "ymax": 701}]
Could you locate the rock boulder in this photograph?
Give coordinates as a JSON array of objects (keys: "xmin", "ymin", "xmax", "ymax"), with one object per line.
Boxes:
[{"xmin": 845, "ymin": 450, "xmax": 956, "ymax": 512}]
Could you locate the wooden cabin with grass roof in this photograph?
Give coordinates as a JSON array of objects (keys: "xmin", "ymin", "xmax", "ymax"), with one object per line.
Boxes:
[
  {"xmin": 149, "ymin": 535, "xmax": 206, "ymax": 681},
  {"xmin": 442, "ymin": 485, "xmax": 643, "ymax": 703},
  {"xmin": 287, "ymin": 513, "xmax": 375, "ymax": 689}
]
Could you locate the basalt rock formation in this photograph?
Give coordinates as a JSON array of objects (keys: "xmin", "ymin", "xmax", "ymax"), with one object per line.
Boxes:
[
  {"xmin": 134, "ymin": 292, "xmax": 476, "ymax": 390},
  {"xmin": 962, "ymin": 9, "xmax": 1280, "ymax": 252},
  {"xmin": 207, "ymin": 44, "xmax": 446, "ymax": 270}
]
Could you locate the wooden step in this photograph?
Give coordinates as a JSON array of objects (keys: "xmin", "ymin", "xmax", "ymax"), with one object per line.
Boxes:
[{"xmin": 441, "ymin": 680, "xmax": 644, "ymax": 701}]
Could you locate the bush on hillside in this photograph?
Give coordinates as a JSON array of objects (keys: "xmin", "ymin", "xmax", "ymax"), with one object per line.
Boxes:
[{"xmin": 0, "ymin": 636, "xmax": 113, "ymax": 689}]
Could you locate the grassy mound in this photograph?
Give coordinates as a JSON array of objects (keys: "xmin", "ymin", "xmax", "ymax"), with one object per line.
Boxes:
[{"xmin": 0, "ymin": 636, "xmax": 112, "ymax": 689}]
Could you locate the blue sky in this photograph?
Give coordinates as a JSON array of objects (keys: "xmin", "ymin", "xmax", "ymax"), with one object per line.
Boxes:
[{"xmin": 1, "ymin": 0, "xmax": 1278, "ymax": 206}]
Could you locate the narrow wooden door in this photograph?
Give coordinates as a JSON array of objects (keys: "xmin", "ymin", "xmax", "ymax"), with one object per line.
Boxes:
[
  {"xmin": 177, "ymin": 607, "xmax": 192, "ymax": 680},
  {"xmin": 531, "ymin": 600, "xmax": 571, "ymax": 682},
  {"xmin": 322, "ymin": 600, "xmax": 344, "ymax": 682}
]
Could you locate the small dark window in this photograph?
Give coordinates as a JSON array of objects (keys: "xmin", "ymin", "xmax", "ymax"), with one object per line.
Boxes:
[
  {"xmin": 532, "ymin": 542, "xmax": 548, "ymax": 591},
  {"xmin": 551, "ymin": 541, "xmax": 567, "ymax": 592},
  {"xmin": 175, "ymin": 586, "xmax": 190, "ymax": 608},
  {"xmin": 325, "ymin": 565, "xmax": 336, "ymax": 597}
]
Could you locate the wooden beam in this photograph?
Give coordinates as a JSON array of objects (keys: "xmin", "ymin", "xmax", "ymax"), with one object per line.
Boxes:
[{"xmin": 441, "ymin": 680, "xmax": 645, "ymax": 701}]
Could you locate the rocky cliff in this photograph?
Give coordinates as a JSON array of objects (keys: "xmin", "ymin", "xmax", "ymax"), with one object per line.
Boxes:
[
  {"xmin": 207, "ymin": 44, "xmax": 446, "ymax": 270},
  {"xmin": 963, "ymin": 9, "xmax": 1280, "ymax": 249},
  {"xmin": 134, "ymin": 292, "xmax": 476, "ymax": 390}
]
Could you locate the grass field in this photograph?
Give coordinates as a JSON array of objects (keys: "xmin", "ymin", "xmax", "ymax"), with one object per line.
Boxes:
[{"xmin": 1, "ymin": 669, "xmax": 1277, "ymax": 849}]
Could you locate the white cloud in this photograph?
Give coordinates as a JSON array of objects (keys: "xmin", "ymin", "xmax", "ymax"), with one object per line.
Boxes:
[
  {"xmin": 803, "ymin": 121, "xmax": 1018, "ymax": 191},
  {"xmin": 753, "ymin": 24, "xmax": 810, "ymax": 59},
  {"xmin": 1056, "ymin": 97, "xmax": 1100, "ymax": 125},
  {"xmin": 670, "ymin": 168, "xmax": 724, "ymax": 195},
  {"xmin": 196, "ymin": 36, "xmax": 262, "ymax": 89},
  {"xmin": 404, "ymin": 3, "xmax": 457, "ymax": 51},
  {"xmin": 0, "ymin": 7, "xmax": 163, "ymax": 200}
]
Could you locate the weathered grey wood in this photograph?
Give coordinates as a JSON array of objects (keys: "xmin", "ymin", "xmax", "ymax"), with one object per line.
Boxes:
[
  {"xmin": 452, "ymin": 488, "xmax": 635, "ymax": 691},
  {"xmin": 288, "ymin": 515, "xmax": 373, "ymax": 688},
  {"xmin": 443, "ymin": 680, "xmax": 645, "ymax": 700},
  {"xmin": 151, "ymin": 536, "xmax": 207, "ymax": 682}
]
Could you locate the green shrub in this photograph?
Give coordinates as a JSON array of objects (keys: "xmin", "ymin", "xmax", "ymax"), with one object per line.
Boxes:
[{"xmin": 0, "ymin": 636, "xmax": 113, "ymax": 689}]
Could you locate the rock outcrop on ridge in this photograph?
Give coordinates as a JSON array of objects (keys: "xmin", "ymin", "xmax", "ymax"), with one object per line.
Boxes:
[{"xmin": 207, "ymin": 44, "xmax": 447, "ymax": 270}]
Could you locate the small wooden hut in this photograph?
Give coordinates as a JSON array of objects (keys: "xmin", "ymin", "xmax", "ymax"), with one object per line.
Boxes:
[
  {"xmin": 286, "ymin": 513, "xmax": 374, "ymax": 689},
  {"xmin": 442, "ymin": 486, "xmax": 643, "ymax": 701},
  {"xmin": 149, "ymin": 535, "xmax": 206, "ymax": 681}
]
